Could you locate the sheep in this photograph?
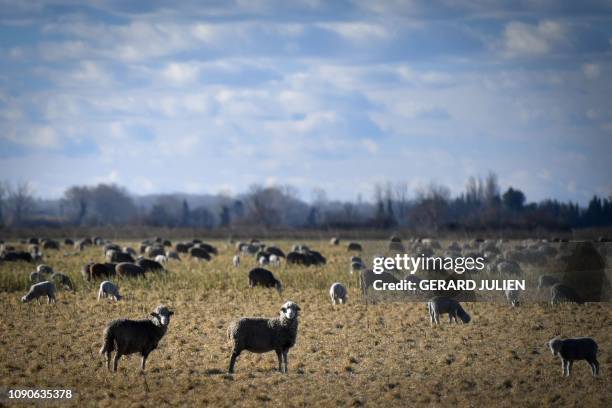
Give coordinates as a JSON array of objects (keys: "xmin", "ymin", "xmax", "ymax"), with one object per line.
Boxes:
[
  {"xmin": 551, "ymin": 283, "xmax": 584, "ymax": 305},
  {"xmin": 98, "ymin": 281, "xmax": 122, "ymax": 301},
  {"xmin": 329, "ymin": 283, "xmax": 348, "ymax": 305},
  {"xmin": 36, "ymin": 264, "xmax": 53, "ymax": 275},
  {"xmin": 232, "ymin": 255, "xmax": 240, "ymax": 267},
  {"xmin": 136, "ymin": 258, "xmax": 164, "ymax": 273},
  {"xmin": 427, "ymin": 296, "xmax": 470, "ymax": 325},
  {"xmin": 115, "ymin": 262, "xmax": 146, "ymax": 278},
  {"xmin": 51, "ymin": 272, "xmax": 74, "ymax": 290},
  {"xmin": 154, "ymin": 254, "xmax": 167, "ymax": 265},
  {"xmin": 538, "ymin": 275, "xmax": 560, "ymax": 291},
  {"xmin": 21, "ymin": 281, "xmax": 56, "ymax": 304},
  {"xmin": 504, "ymin": 288, "xmax": 520, "ymax": 307},
  {"xmin": 347, "ymin": 242, "xmax": 363, "ymax": 252},
  {"xmin": 99, "ymin": 305, "xmax": 174, "ymax": 372},
  {"xmin": 227, "ymin": 301, "xmax": 300, "ymax": 373},
  {"xmin": 269, "ymin": 254, "xmax": 280, "ymax": 267},
  {"xmin": 189, "ymin": 247, "xmax": 211, "ymax": 261},
  {"xmin": 166, "ymin": 250, "xmax": 180, "ymax": 260},
  {"xmin": 248, "ymin": 268, "xmax": 283, "ymax": 294},
  {"xmin": 258, "ymin": 255, "xmax": 269, "ymax": 266},
  {"xmin": 350, "ymin": 261, "xmax": 365, "ymax": 275},
  {"xmin": 548, "ymin": 337, "xmax": 599, "ymax": 377}
]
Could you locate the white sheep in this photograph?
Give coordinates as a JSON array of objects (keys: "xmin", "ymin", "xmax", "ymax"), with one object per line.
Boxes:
[
  {"xmin": 329, "ymin": 282, "xmax": 348, "ymax": 305},
  {"xmin": 548, "ymin": 337, "xmax": 599, "ymax": 377},
  {"xmin": 154, "ymin": 254, "xmax": 167, "ymax": 265},
  {"xmin": 98, "ymin": 281, "xmax": 122, "ymax": 301},
  {"xmin": 258, "ymin": 256, "xmax": 269, "ymax": 266},
  {"xmin": 269, "ymin": 254, "xmax": 280, "ymax": 267},
  {"xmin": 232, "ymin": 255, "xmax": 240, "ymax": 267},
  {"xmin": 21, "ymin": 281, "xmax": 56, "ymax": 304}
]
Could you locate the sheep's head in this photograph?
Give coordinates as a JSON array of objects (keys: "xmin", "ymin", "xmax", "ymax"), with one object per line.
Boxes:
[
  {"xmin": 548, "ymin": 338, "xmax": 562, "ymax": 356},
  {"xmin": 151, "ymin": 305, "xmax": 174, "ymax": 326},
  {"xmin": 280, "ymin": 301, "xmax": 300, "ymax": 320}
]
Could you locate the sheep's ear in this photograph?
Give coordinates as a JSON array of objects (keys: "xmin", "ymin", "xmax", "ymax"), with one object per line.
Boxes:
[
  {"xmin": 168, "ymin": 311, "xmax": 174, "ymax": 316},
  {"xmin": 151, "ymin": 312, "xmax": 160, "ymax": 318},
  {"xmin": 281, "ymin": 307, "xmax": 286, "ymax": 312},
  {"xmin": 296, "ymin": 306, "xmax": 301, "ymax": 311}
]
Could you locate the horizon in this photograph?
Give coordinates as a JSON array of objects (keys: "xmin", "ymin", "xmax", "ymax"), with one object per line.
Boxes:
[{"xmin": 1, "ymin": 1, "xmax": 611, "ymax": 205}]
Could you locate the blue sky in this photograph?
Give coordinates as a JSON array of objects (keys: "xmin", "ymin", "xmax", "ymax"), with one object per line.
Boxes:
[{"xmin": 1, "ymin": 0, "xmax": 611, "ymax": 204}]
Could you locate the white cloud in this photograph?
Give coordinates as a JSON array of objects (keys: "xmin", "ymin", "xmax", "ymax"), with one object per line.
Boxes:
[
  {"xmin": 161, "ymin": 62, "xmax": 201, "ymax": 85},
  {"xmin": 502, "ymin": 20, "xmax": 568, "ymax": 56},
  {"xmin": 318, "ymin": 22, "xmax": 391, "ymax": 42}
]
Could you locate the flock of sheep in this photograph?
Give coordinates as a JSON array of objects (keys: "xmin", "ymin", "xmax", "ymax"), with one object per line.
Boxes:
[{"xmin": 1, "ymin": 234, "xmax": 606, "ymax": 378}]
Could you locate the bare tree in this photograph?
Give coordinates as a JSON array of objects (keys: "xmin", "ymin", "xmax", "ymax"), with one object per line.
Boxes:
[
  {"xmin": 394, "ymin": 182, "xmax": 409, "ymax": 223},
  {"xmin": 6, "ymin": 182, "xmax": 34, "ymax": 226}
]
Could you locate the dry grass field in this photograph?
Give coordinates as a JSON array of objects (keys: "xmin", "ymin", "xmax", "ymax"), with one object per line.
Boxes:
[{"xmin": 0, "ymin": 239, "xmax": 610, "ymax": 407}]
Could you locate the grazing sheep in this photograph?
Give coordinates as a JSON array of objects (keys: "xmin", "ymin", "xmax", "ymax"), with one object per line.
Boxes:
[
  {"xmin": 248, "ymin": 268, "xmax": 283, "ymax": 294},
  {"xmin": 51, "ymin": 272, "xmax": 74, "ymax": 290},
  {"xmin": 538, "ymin": 275, "xmax": 561, "ymax": 291},
  {"xmin": 548, "ymin": 337, "xmax": 599, "ymax": 377},
  {"xmin": 98, "ymin": 281, "xmax": 122, "ymax": 301},
  {"xmin": 428, "ymin": 296, "xmax": 470, "ymax": 325},
  {"xmin": 258, "ymin": 256, "xmax": 269, "ymax": 266},
  {"xmin": 504, "ymin": 288, "xmax": 520, "ymax": 307},
  {"xmin": 330, "ymin": 237, "xmax": 340, "ymax": 245},
  {"xmin": 166, "ymin": 250, "xmax": 180, "ymax": 261},
  {"xmin": 107, "ymin": 250, "xmax": 135, "ymax": 264},
  {"xmin": 551, "ymin": 283, "xmax": 584, "ymax": 305},
  {"xmin": 87, "ymin": 263, "xmax": 117, "ymax": 281},
  {"xmin": 136, "ymin": 258, "xmax": 164, "ymax": 273},
  {"xmin": 269, "ymin": 254, "xmax": 280, "ymax": 267},
  {"xmin": 266, "ymin": 246, "xmax": 286, "ymax": 258},
  {"xmin": 21, "ymin": 281, "xmax": 56, "ymax": 304},
  {"xmin": 36, "ymin": 264, "xmax": 53, "ymax": 275},
  {"xmin": 350, "ymin": 261, "xmax": 365, "ymax": 275},
  {"xmin": 347, "ymin": 242, "xmax": 363, "ymax": 252},
  {"xmin": 233, "ymin": 255, "xmax": 240, "ymax": 267},
  {"xmin": 99, "ymin": 305, "xmax": 174, "ymax": 372},
  {"xmin": 115, "ymin": 262, "xmax": 146, "ymax": 278},
  {"xmin": 189, "ymin": 247, "xmax": 211, "ymax": 261},
  {"xmin": 350, "ymin": 256, "xmax": 364, "ymax": 265},
  {"xmin": 329, "ymin": 283, "xmax": 348, "ymax": 305},
  {"xmin": 227, "ymin": 301, "xmax": 300, "ymax": 373},
  {"xmin": 360, "ymin": 269, "xmax": 399, "ymax": 294},
  {"xmin": 145, "ymin": 246, "xmax": 165, "ymax": 258},
  {"xmin": 154, "ymin": 254, "xmax": 167, "ymax": 265}
]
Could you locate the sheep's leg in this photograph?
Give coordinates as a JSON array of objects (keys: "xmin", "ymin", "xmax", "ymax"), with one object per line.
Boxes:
[
  {"xmin": 113, "ymin": 352, "xmax": 122, "ymax": 372},
  {"xmin": 561, "ymin": 359, "xmax": 567, "ymax": 376},
  {"xmin": 587, "ymin": 357, "xmax": 599, "ymax": 376},
  {"xmin": 105, "ymin": 351, "xmax": 112, "ymax": 371},
  {"xmin": 282, "ymin": 349, "xmax": 289, "ymax": 373},
  {"xmin": 228, "ymin": 348, "xmax": 241, "ymax": 373},
  {"xmin": 141, "ymin": 352, "xmax": 150, "ymax": 371},
  {"xmin": 566, "ymin": 360, "xmax": 573, "ymax": 377},
  {"xmin": 275, "ymin": 350, "xmax": 283, "ymax": 372}
]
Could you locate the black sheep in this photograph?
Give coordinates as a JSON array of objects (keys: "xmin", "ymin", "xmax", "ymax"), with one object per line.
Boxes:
[
  {"xmin": 248, "ymin": 268, "xmax": 283, "ymax": 293},
  {"xmin": 100, "ymin": 305, "xmax": 174, "ymax": 372}
]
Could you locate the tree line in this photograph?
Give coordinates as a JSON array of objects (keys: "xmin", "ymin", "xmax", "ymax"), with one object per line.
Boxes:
[{"xmin": 0, "ymin": 174, "xmax": 610, "ymax": 232}]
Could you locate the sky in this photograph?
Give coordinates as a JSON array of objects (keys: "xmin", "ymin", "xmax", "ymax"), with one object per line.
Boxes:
[{"xmin": 1, "ymin": 0, "xmax": 611, "ymax": 205}]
